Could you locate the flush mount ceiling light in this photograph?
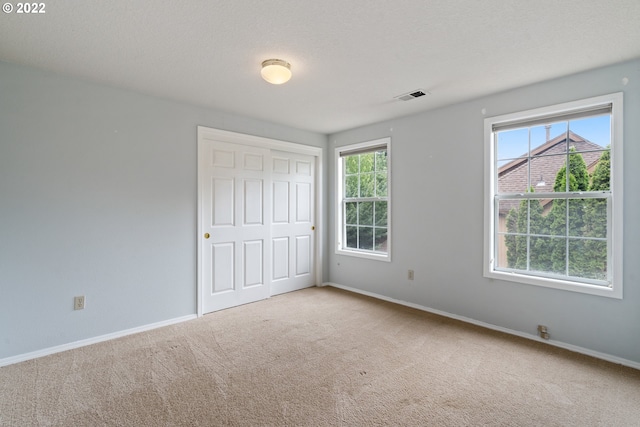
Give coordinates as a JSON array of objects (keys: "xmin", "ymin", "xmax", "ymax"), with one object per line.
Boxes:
[{"xmin": 261, "ymin": 59, "xmax": 292, "ymax": 85}]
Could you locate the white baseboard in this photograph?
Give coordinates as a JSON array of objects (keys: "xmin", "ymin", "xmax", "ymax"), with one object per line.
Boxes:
[
  {"xmin": 324, "ymin": 282, "xmax": 640, "ymax": 371},
  {"xmin": 0, "ymin": 314, "xmax": 197, "ymax": 368}
]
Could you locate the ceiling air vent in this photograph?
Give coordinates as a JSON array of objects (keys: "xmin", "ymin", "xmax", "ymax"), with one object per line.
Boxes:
[{"xmin": 394, "ymin": 89, "xmax": 430, "ymax": 101}]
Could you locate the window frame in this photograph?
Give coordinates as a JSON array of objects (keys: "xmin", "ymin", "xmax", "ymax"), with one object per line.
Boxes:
[
  {"xmin": 483, "ymin": 93, "xmax": 623, "ymax": 298},
  {"xmin": 335, "ymin": 137, "xmax": 391, "ymax": 261}
]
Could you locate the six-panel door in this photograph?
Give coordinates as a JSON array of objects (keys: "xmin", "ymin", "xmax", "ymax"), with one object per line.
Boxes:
[
  {"xmin": 200, "ymin": 140, "xmax": 315, "ymax": 314},
  {"xmin": 200, "ymin": 140, "xmax": 271, "ymax": 313},
  {"xmin": 271, "ymin": 150, "xmax": 315, "ymax": 295}
]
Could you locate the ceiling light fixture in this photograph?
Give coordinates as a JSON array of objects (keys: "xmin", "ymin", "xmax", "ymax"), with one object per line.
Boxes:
[{"xmin": 261, "ymin": 59, "xmax": 292, "ymax": 85}]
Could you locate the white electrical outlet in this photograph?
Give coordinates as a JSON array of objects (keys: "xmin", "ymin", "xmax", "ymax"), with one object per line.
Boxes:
[
  {"xmin": 74, "ymin": 296, "xmax": 85, "ymax": 310},
  {"xmin": 408, "ymin": 270, "xmax": 414, "ymax": 280}
]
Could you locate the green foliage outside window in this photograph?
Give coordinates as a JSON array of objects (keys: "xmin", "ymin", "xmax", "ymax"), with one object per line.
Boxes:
[
  {"xmin": 344, "ymin": 150, "xmax": 388, "ymax": 252},
  {"xmin": 505, "ymin": 148, "xmax": 610, "ymax": 281}
]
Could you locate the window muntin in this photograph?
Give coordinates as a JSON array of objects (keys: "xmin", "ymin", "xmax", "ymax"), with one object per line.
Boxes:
[
  {"xmin": 484, "ymin": 93, "xmax": 622, "ymax": 298},
  {"xmin": 336, "ymin": 138, "xmax": 390, "ymax": 261}
]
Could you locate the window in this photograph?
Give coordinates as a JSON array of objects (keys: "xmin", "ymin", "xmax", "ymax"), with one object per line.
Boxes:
[
  {"xmin": 336, "ymin": 138, "xmax": 391, "ymax": 261},
  {"xmin": 484, "ymin": 93, "xmax": 623, "ymax": 298}
]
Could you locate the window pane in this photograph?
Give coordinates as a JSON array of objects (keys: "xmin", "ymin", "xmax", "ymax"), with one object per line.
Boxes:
[
  {"xmin": 498, "ymin": 232, "xmax": 526, "ymax": 270},
  {"xmin": 496, "ymin": 232, "xmax": 510, "ymax": 269},
  {"xmin": 546, "ymin": 199, "xmax": 567, "ymax": 237},
  {"xmin": 498, "ymin": 199, "xmax": 522, "ymax": 234},
  {"xmin": 569, "ymin": 115, "xmax": 611, "ymax": 149},
  {"xmin": 375, "ymin": 151, "xmax": 387, "ymax": 171},
  {"xmin": 346, "ymin": 226, "xmax": 358, "ymax": 248},
  {"xmin": 360, "ymin": 173, "xmax": 375, "ymax": 197},
  {"xmin": 360, "ymin": 153, "xmax": 374, "ymax": 173},
  {"xmin": 359, "ymin": 202, "xmax": 373, "ymax": 226},
  {"xmin": 567, "ymin": 199, "xmax": 586, "ymax": 237},
  {"xmin": 531, "ymin": 150, "xmax": 593, "ymax": 193},
  {"xmin": 530, "ymin": 122, "xmax": 568, "ymax": 152},
  {"xmin": 496, "ymin": 128, "xmax": 528, "ymax": 161},
  {"xmin": 568, "ymin": 152, "xmax": 589, "ymax": 192},
  {"xmin": 527, "ymin": 153, "xmax": 568, "ymax": 193},
  {"xmin": 375, "ymin": 228, "xmax": 387, "ymax": 252},
  {"xmin": 528, "ymin": 199, "xmax": 547, "ymax": 235},
  {"xmin": 530, "ymin": 236, "xmax": 566, "ymax": 275},
  {"xmin": 358, "ymin": 226, "xmax": 373, "ymax": 250},
  {"xmin": 569, "ymin": 239, "xmax": 607, "ymax": 281},
  {"xmin": 589, "ymin": 150, "xmax": 611, "ymax": 191},
  {"xmin": 345, "ymin": 175, "xmax": 359, "ymax": 198},
  {"xmin": 345, "ymin": 156, "xmax": 359, "ymax": 174},
  {"xmin": 512, "ymin": 235, "xmax": 528, "ymax": 270},
  {"xmin": 499, "ymin": 199, "xmax": 528, "ymax": 269},
  {"xmin": 345, "ymin": 202, "xmax": 357, "ymax": 225},
  {"xmin": 374, "ymin": 201, "xmax": 387, "ymax": 226},
  {"xmin": 498, "ymin": 159, "xmax": 530, "ymax": 193},
  {"xmin": 375, "ymin": 172, "xmax": 387, "ymax": 197},
  {"xmin": 574, "ymin": 198, "xmax": 607, "ymax": 238}
]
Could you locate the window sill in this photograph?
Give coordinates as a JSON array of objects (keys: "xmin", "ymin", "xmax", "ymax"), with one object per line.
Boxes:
[
  {"xmin": 484, "ymin": 269, "xmax": 621, "ymax": 299},
  {"xmin": 336, "ymin": 248, "xmax": 391, "ymax": 262}
]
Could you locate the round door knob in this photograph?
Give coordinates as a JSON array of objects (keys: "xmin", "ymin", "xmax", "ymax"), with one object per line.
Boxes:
[
  {"xmin": 204, "ymin": 233, "xmax": 210, "ymax": 239},
  {"xmin": 311, "ymin": 226, "xmax": 315, "ymax": 231}
]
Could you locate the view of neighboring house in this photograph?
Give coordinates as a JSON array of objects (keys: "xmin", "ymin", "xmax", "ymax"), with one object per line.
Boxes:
[{"xmin": 496, "ymin": 130, "xmax": 605, "ymax": 267}]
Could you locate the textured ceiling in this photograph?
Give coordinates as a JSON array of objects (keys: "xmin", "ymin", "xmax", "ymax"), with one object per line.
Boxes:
[{"xmin": 1, "ymin": 1, "xmax": 639, "ymax": 134}]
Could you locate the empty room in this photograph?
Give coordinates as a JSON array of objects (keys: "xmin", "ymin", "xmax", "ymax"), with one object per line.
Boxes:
[{"xmin": 1, "ymin": 1, "xmax": 639, "ymax": 425}]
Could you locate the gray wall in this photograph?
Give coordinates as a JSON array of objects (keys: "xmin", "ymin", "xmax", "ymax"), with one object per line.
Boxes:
[
  {"xmin": 2, "ymin": 58, "xmax": 638, "ymax": 365},
  {"xmin": 0, "ymin": 61, "xmax": 327, "ymax": 359},
  {"xmin": 328, "ymin": 59, "xmax": 640, "ymax": 364}
]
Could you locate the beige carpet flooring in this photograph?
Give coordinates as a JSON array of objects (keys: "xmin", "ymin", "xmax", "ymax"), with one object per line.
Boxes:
[{"xmin": 1, "ymin": 286, "xmax": 639, "ymax": 426}]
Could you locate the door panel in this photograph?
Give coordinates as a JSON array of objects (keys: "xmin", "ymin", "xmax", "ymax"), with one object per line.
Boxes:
[
  {"xmin": 200, "ymin": 140, "xmax": 271, "ymax": 313},
  {"xmin": 270, "ymin": 151, "xmax": 315, "ymax": 296},
  {"xmin": 272, "ymin": 237, "xmax": 289, "ymax": 280},
  {"xmin": 296, "ymin": 182, "xmax": 311, "ymax": 222},
  {"xmin": 212, "ymin": 243, "xmax": 234, "ymax": 292},
  {"xmin": 243, "ymin": 179, "xmax": 263, "ymax": 225},
  {"xmin": 273, "ymin": 181, "xmax": 289, "ymax": 223},
  {"xmin": 213, "ymin": 178, "xmax": 234, "ymax": 226},
  {"xmin": 296, "ymin": 160, "xmax": 311, "ymax": 176},
  {"xmin": 295, "ymin": 235, "xmax": 311, "ymax": 276},
  {"xmin": 213, "ymin": 149, "xmax": 234, "ymax": 168},
  {"xmin": 244, "ymin": 152, "xmax": 264, "ymax": 171},
  {"xmin": 273, "ymin": 157, "xmax": 289, "ymax": 174},
  {"xmin": 243, "ymin": 240, "xmax": 263, "ymax": 287}
]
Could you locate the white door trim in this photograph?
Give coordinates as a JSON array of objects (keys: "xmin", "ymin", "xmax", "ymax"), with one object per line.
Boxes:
[{"xmin": 197, "ymin": 126, "xmax": 323, "ymax": 317}]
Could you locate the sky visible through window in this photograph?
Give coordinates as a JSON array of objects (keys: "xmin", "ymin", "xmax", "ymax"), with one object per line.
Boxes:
[{"xmin": 497, "ymin": 115, "xmax": 610, "ymax": 162}]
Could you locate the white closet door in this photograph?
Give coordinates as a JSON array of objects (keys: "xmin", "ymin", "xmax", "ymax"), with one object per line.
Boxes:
[
  {"xmin": 200, "ymin": 140, "xmax": 271, "ymax": 313},
  {"xmin": 270, "ymin": 150, "xmax": 315, "ymax": 295}
]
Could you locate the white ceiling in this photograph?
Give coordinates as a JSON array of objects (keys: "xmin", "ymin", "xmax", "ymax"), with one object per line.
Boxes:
[{"xmin": 2, "ymin": 1, "xmax": 639, "ymax": 134}]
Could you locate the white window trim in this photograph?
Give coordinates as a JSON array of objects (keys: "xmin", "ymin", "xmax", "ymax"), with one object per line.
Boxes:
[
  {"xmin": 335, "ymin": 137, "xmax": 391, "ymax": 262},
  {"xmin": 483, "ymin": 93, "xmax": 623, "ymax": 298}
]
